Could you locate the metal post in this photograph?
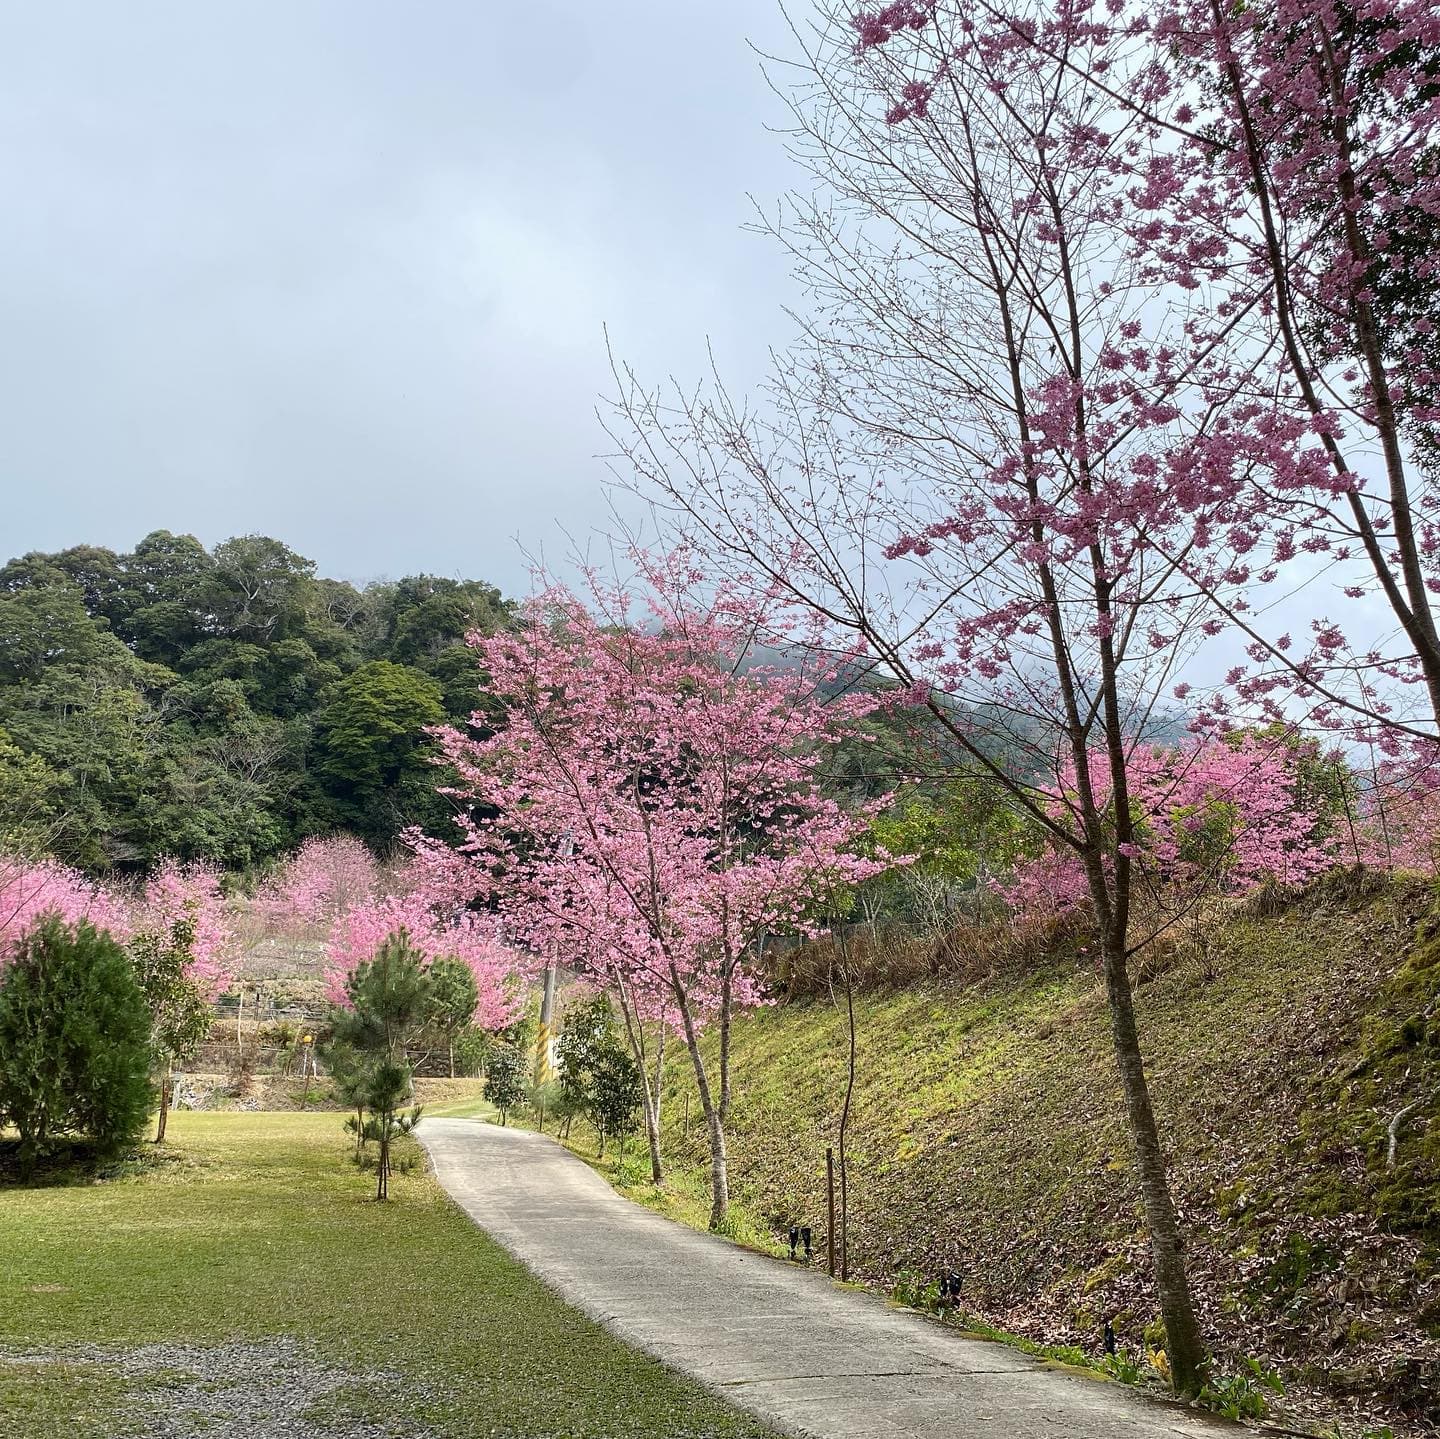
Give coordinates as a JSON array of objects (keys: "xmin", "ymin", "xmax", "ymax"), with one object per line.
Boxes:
[{"xmin": 826, "ymin": 1147, "xmax": 837, "ymax": 1278}]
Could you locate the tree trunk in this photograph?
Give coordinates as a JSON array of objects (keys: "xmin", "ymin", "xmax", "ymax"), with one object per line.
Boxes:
[
  {"xmin": 675, "ymin": 1010, "xmax": 729, "ymax": 1225},
  {"xmin": 154, "ymin": 1066, "xmax": 172, "ymax": 1144},
  {"xmin": 376, "ymin": 1131, "xmax": 389, "ymax": 1201},
  {"xmin": 1101, "ymin": 927, "xmax": 1205, "ymax": 1395},
  {"xmin": 449, "ymin": 1042, "xmax": 455, "ymax": 1080},
  {"xmin": 671, "ymin": 966, "xmax": 730, "ymax": 1227},
  {"xmin": 615, "ymin": 980, "xmax": 665, "ymax": 1184},
  {"xmin": 639, "ymin": 1078, "xmax": 664, "ymax": 1184},
  {"xmin": 702, "ymin": 1101, "xmax": 730, "ymax": 1230}
]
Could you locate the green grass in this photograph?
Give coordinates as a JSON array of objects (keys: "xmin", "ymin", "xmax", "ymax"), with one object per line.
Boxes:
[{"xmin": 0, "ymin": 1111, "xmax": 779, "ymax": 1438}]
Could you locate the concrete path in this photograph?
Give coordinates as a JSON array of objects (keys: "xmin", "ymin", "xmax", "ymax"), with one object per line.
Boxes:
[{"xmin": 418, "ymin": 1118, "xmax": 1229, "ymax": 1439}]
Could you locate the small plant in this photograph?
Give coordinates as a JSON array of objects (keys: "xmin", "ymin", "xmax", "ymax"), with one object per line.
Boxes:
[
  {"xmin": 1099, "ymin": 1350, "xmax": 1145, "ymax": 1385},
  {"xmin": 890, "ymin": 1267, "xmax": 941, "ymax": 1311},
  {"xmin": 360, "ymin": 1061, "xmax": 421, "ymax": 1201},
  {"xmin": 1195, "ymin": 1357, "xmax": 1285, "ymax": 1422}
]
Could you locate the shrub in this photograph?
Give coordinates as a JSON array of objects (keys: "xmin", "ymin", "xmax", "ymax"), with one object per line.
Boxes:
[
  {"xmin": 0, "ymin": 918, "xmax": 154, "ymax": 1167},
  {"xmin": 451, "ymin": 1024, "xmax": 490, "ymax": 1079},
  {"xmin": 485, "ymin": 1044, "xmax": 527, "ymax": 1124}
]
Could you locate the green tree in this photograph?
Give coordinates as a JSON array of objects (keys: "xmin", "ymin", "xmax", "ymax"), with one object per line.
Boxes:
[
  {"xmin": 0, "ymin": 583, "xmax": 112, "ymax": 684},
  {"xmin": 128, "ymin": 914, "xmax": 214, "ymax": 1143},
  {"xmin": 556, "ymin": 994, "xmax": 616, "ymax": 1114},
  {"xmin": 205, "ymin": 535, "xmax": 316, "ymax": 645},
  {"xmin": 484, "ymin": 1044, "xmax": 527, "ymax": 1125},
  {"xmin": 360, "ymin": 575, "xmax": 511, "ymax": 720},
  {"xmin": 556, "ymin": 996, "xmax": 643, "ymax": 1155},
  {"xmin": 360, "ymin": 1060, "xmax": 422, "ymax": 1202},
  {"xmin": 0, "ymin": 918, "xmax": 154, "ymax": 1168},
  {"xmin": 868, "ymin": 779, "xmax": 1035, "ymax": 932},
  {"xmin": 313, "ymin": 661, "xmax": 446, "ymax": 845},
  {"xmin": 425, "ymin": 957, "xmax": 479, "ymax": 1078},
  {"xmin": 326, "ymin": 1039, "xmax": 373, "ymax": 1157},
  {"xmin": 330, "ymin": 931, "xmax": 434, "ymax": 1062},
  {"xmin": 328, "ymin": 932, "xmax": 433, "ymax": 1199},
  {"xmin": 0, "ymin": 728, "xmax": 64, "ymax": 857},
  {"xmin": 588, "ymin": 1044, "xmax": 643, "ymax": 1158},
  {"xmin": 451, "ymin": 1025, "xmax": 491, "ymax": 1079},
  {"xmin": 112, "ymin": 530, "xmax": 214, "ymax": 667}
]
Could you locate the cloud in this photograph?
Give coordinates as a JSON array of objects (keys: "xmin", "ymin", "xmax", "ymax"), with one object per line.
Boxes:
[{"xmin": 0, "ymin": 0, "xmax": 798, "ymax": 592}]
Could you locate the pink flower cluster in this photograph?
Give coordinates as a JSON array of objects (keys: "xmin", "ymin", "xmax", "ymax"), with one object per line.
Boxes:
[
  {"xmin": 432, "ymin": 577, "xmax": 899, "ymax": 1031},
  {"xmin": 0, "ymin": 854, "xmax": 233, "ymax": 997},
  {"xmin": 258, "ymin": 835, "xmax": 523, "ymax": 1029},
  {"xmin": 1005, "ymin": 737, "xmax": 1334, "ymax": 917}
]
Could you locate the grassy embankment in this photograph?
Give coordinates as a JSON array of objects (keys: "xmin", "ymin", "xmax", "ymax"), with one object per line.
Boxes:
[
  {"xmin": 0, "ymin": 1109, "xmax": 778, "ymax": 1439},
  {"xmin": 552, "ymin": 874, "xmax": 1438, "ymax": 1436}
]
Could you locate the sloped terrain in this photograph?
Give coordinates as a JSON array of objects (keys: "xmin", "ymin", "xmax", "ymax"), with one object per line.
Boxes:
[{"xmin": 649, "ymin": 875, "xmax": 1440, "ymax": 1435}]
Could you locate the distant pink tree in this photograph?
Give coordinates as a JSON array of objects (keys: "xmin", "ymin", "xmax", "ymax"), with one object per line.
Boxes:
[
  {"xmin": 1005, "ymin": 737, "xmax": 1334, "ymax": 924},
  {"xmin": 256, "ymin": 833, "xmax": 382, "ymax": 934},
  {"xmin": 322, "ymin": 892, "xmax": 519, "ymax": 1032},
  {"xmin": 0, "ymin": 856, "xmax": 127, "ymax": 963},
  {"xmin": 1342, "ymin": 759, "xmax": 1440, "ymax": 875},
  {"xmin": 435, "ymin": 575, "xmax": 896, "ymax": 1222},
  {"xmin": 129, "ymin": 858, "xmax": 233, "ymax": 1000}
]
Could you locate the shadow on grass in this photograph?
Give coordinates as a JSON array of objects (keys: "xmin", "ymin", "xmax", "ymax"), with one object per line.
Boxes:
[{"xmin": 0, "ymin": 1136, "xmax": 204, "ymax": 1190}]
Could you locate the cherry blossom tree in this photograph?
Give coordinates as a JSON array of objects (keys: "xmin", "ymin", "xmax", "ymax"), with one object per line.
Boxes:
[
  {"xmin": 129, "ymin": 859, "xmax": 232, "ymax": 1000},
  {"xmin": 858, "ymin": 0, "xmax": 1440, "ymax": 749},
  {"xmin": 0, "ymin": 856, "xmax": 126, "ymax": 962},
  {"xmin": 255, "ymin": 833, "xmax": 383, "ymax": 934},
  {"xmin": 1003, "ymin": 737, "xmax": 1335, "ymax": 952},
  {"xmin": 607, "ymin": 6, "xmax": 1234, "ymax": 1389},
  {"xmin": 434, "ymin": 576, "xmax": 895, "ymax": 1226},
  {"xmin": 1118, "ymin": 0, "xmax": 1440, "ymax": 742}
]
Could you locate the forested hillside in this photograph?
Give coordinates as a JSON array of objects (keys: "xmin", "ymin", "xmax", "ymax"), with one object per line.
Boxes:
[{"xmin": 0, "ymin": 532, "xmax": 512, "ymax": 870}]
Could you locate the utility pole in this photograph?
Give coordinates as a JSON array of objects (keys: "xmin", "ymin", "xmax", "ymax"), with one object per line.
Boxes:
[
  {"xmin": 534, "ymin": 963, "xmax": 558, "ymax": 1087},
  {"xmin": 534, "ymin": 831, "xmax": 573, "ymax": 1086}
]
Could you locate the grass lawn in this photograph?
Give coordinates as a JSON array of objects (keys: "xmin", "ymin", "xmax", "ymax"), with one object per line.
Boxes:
[{"xmin": 0, "ymin": 1111, "xmax": 779, "ymax": 1438}]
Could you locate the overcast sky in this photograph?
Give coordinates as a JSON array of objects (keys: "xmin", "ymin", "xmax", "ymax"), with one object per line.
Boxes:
[{"xmin": 0, "ymin": 1, "xmax": 804, "ymax": 595}]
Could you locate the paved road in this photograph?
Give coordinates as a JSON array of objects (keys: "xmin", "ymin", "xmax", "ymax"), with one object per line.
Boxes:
[{"xmin": 418, "ymin": 1118, "xmax": 1229, "ymax": 1439}]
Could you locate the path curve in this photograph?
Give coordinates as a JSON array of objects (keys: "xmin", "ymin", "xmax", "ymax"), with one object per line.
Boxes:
[{"xmin": 418, "ymin": 1118, "xmax": 1228, "ymax": 1439}]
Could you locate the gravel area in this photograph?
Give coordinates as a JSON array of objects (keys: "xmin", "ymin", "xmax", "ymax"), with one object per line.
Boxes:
[{"xmin": 2, "ymin": 1335, "xmax": 441, "ymax": 1438}]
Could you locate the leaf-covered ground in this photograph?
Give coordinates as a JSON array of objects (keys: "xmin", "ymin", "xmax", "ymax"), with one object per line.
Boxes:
[
  {"xmin": 633, "ymin": 875, "xmax": 1439, "ymax": 1437},
  {"xmin": 0, "ymin": 1112, "xmax": 779, "ymax": 1439}
]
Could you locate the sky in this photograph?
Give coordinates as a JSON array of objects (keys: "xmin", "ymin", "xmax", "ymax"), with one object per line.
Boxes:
[{"xmin": 0, "ymin": 1, "xmax": 805, "ymax": 596}]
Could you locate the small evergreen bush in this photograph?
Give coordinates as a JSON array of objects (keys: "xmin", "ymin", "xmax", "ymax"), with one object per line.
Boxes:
[{"xmin": 0, "ymin": 917, "xmax": 155, "ymax": 1168}]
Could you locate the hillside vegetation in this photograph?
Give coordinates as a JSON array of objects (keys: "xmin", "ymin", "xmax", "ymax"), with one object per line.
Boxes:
[
  {"xmin": 0, "ymin": 531, "xmax": 513, "ymax": 869},
  {"xmin": 638, "ymin": 875, "xmax": 1438, "ymax": 1435}
]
